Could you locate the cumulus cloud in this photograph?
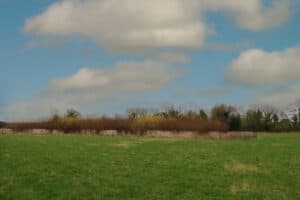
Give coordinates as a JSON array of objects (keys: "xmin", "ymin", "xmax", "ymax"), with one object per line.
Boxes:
[
  {"xmin": 6, "ymin": 60, "xmax": 183, "ymax": 120},
  {"xmin": 49, "ymin": 61, "xmax": 181, "ymax": 92},
  {"xmin": 225, "ymin": 46, "xmax": 300, "ymax": 86},
  {"xmin": 24, "ymin": 0, "xmax": 207, "ymax": 53},
  {"xmin": 24, "ymin": 0, "xmax": 290, "ymax": 53},
  {"xmin": 201, "ymin": 0, "xmax": 290, "ymax": 31}
]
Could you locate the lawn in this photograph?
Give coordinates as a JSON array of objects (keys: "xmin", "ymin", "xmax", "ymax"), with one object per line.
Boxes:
[{"xmin": 0, "ymin": 134, "xmax": 299, "ymax": 200}]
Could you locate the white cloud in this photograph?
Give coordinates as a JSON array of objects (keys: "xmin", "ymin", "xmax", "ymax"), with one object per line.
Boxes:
[
  {"xmin": 225, "ymin": 46, "xmax": 300, "ymax": 86},
  {"xmin": 200, "ymin": 0, "xmax": 290, "ymax": 31},
  {"xmin": 49, "ymin": 61, "xmax": 181, "ymax": 92},
  {"xmin": 6, "ymin": 60, "xmax": 183, "ymax": 121},
  {"xmin": 24, "ymin": 0, "xmax": 208, "ymax": 53},
  {"xmin": 24, "ymin": 0, "xmax": 290, "ymax": 53}
]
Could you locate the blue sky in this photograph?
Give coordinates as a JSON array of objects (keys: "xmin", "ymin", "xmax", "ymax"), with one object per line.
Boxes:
[{"xmin": 1, "ymin": 0, "xmax": 300, "ymax": 121}]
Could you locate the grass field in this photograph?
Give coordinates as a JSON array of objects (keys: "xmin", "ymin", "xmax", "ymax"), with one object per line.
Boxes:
[{"xmin": 0, "ymin": 134, "xmax": 299, "ymax": 200}]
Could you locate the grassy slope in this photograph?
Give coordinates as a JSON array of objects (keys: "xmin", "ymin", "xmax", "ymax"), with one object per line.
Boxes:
[{"xmin": 0, "ymin": 134, "xmax": 299, "ymax": 200}]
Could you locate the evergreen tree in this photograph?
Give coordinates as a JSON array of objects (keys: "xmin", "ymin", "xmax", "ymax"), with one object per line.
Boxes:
[{"xmin": 199, "ymin": 109, "xmax": 208, "ymax": 120}]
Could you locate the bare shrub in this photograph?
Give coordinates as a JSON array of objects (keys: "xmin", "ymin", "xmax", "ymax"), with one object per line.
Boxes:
[
  {"xmin": 4, "ymin": 116, "xmax": 228, "ymax": 134},
  {"xmin": 0, "ymin": 121, "xmax": 5, "ymax": 128}
]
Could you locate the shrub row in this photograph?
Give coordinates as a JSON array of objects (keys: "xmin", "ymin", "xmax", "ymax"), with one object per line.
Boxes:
[
  {"xmin": 3, "ymin": 117, "xmax": 228, "ymax": 134},
  {"xmin": 5, "ymin": 104, "xmax": 298, "ymax": 133}
]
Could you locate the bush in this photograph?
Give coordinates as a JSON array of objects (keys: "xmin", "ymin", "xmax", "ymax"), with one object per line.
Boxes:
[
  {"xmin": 211, "ymin": 105, "xmax": 240, "ymax": 131},
  {"xmin": 131, "ymin": 116, "xmax": 228, "ymax": 133},
  {"xmin": 0, "ymin": 121, "xmax": 5, "ymax": 128},
  {"xmin": 65, "ymin": 109, "xmax": 81, "ymax": 119},
  {"xmin": 211, "ymin": 104, "xmax": 236, "ymax": 122},
  {"xmin": 199, "ymin": 109, "xmax": 208, "ymax": 120},
  {"xmin": 272, "ymin": 119, "xmax": 292, "ymax": 132},
  {"xmin": 162, "ymin": 106, "xmax": 182, "ymax": 119},
  {"xmin": 242, "ymin": 110, "xmax": 263, "ymax": 132},
  {"xmin": 229, "ymin": 114, "xmax": 241, "ymax": 131}
]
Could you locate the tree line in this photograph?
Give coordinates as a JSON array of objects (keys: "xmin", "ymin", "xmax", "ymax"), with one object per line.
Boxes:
[
  {"xmin": 1, "ymin": 105, "xmax": 300, "ymax": 133},
  {"xmin": 202, "ymin": 104, "xmax": 299, "ymax": 132},
  {"xmin": 127, "ymin": 104, "xmax": 300, "ymax": 132}
]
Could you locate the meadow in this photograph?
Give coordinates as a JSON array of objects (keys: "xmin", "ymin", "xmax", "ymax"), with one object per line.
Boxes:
[{"xmin": 0, "ymin": 134, "xmax": 299, "ymax": 200}]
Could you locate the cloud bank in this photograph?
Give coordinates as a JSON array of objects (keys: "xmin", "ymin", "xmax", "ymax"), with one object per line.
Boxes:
[
  {"xmin": 225, "ymin": 46, "xmax": 300, "ymax": 108},
  {"xmin": 225, "ymin": 46, "xmax": 300, "ymax": 86},
  {"xmin": 24, "ymin": 0, "xmax": 290, "ymax": 53},
  {"xmin": 6, "ymin": 60, "xmax": 183, "ymax": 120}
]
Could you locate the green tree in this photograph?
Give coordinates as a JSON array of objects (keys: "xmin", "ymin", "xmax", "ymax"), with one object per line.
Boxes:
[
  {"xmin": 163, "ymin": 106, "xmax": 181, "ymax": 119},
  {"xmin": 244, "ymin": 109, "xmax": 263, "ymax": 131},
  {"xmin": 211, "ymin": 105, "xmax": 240, "ymax": 130},
  {"xmin": 211, "ymin": 104, "xmax": 236, "ymax": 122},
  {"xmin": 229, "ymin": 113, "xmax": 241, "ymax": 131},
  {"xmin": 65, "ymin": 109, "xmax": 81, "ymax": 119},
  {"xmin": 199, "ymin": 109, "xmax": 208, "ymax": 120},
  {"xmin": 186, "ymin": 110, "xmax": 198, "ymax": 119},
  {"xmin": 292, "ymin": 114, "xmax": 298, "ymax": 127},
  {"xmin": 272, "ymin": 113, "xmax": 279, "ymax": 124},
  {"xmin": 298, "ymin": 108, "xmax": 300, "ymax": 126},
  {"xmin": 273, "ymin": 119, "xmax": 291, "ymax": 132},
  {"xmin": 263, "ymin": 112, "xmax": 274, "ymax": 131}
]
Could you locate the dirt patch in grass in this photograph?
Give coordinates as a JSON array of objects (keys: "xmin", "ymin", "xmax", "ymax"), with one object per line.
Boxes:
[
  {"xmin": 3, "ymin": 153, "xmax": 11, "ymax": 158},
  {"xmin": 145, "ymin": 131, "xmax": 198, "ymax": 138},
  {"xmin": 110, "ymin": 139, "xmax": 167, "ymax": 147},
  {"xmin": 230, "ymin": 181, "xmax": 256, "ymax": 194},
  {"xmin": 110, "ymin": 142, "xmax": 135, "ymax": 148},
  {"xmin": 208, "ymin": 132, "xmax": 257, "ymax": 140},
  {"xmin": 225, "ymin": 161, "xmax": 258, "ymax": 173},
  {"xmin": 138, "ymin": 137, "xmax": 183, "ymax": 143},
  {"xmin": 144, "ymin": 131, "xmax": 257, "ymax": 140},
  {"xmin": 0, "ymin": 177, "xmax": 14, "ymax": 193}
]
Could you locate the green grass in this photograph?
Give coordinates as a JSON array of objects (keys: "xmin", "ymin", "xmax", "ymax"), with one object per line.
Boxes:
[{"xmin": 0, "ymin": 134, "xmax": 299, "ymax": 200}]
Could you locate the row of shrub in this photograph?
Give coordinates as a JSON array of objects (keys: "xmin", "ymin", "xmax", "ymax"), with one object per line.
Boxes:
[
  {"xmin": 4, "ymin": 118, "xmax": 132, "ymax": 133},
  {"xmin": 3, "ymin": 104, "xmax": 300, "ymax": 133},
  {"xmin": 3, "ymin": 116, "xmax": 228, "ymax": 134}
]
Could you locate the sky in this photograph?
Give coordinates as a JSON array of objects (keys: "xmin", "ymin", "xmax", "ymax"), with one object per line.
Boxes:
[{"xmin": 1, "ymin": 0, "xmax": 300, "ymax": 121}]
